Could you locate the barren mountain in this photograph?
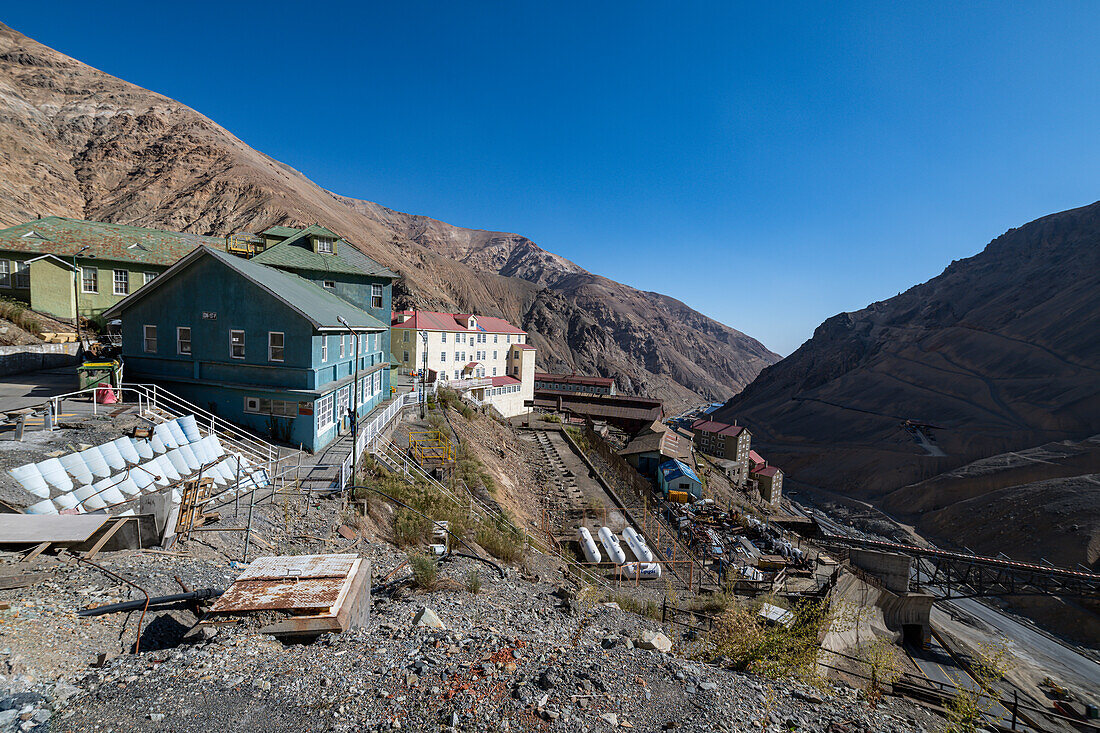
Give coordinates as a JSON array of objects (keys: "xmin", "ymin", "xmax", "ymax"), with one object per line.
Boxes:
[
  {"xmin": 0, "ymin": 22, "xmax": 777, "ymax": 409},
  {"xmin": 714, "ymin": 200, "xmax": 1100, "ymax": 567}
]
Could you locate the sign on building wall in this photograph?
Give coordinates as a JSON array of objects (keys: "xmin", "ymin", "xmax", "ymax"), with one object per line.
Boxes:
[{"xmin": 202, "ymin": 311, "xmax": 217, "ymax": 320}]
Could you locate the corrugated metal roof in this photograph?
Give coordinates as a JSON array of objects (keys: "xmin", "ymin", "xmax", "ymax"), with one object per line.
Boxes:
[
  {"xmin": 0, "ymin": 217, "xmax": 217, "ymax": 265},
  {"xmin": 659, "ymin": 459, "xmax": 700, "ymax": 484},
  {"xmin": 691, "ymin": 418, "xmax": 745, "ymax": 437},
  {"xmin": 391, "ymin": 310, "xmax": 527, "ymax": 335},
  {"xmin": 104, "ymin": 246, "xmax": 389, "ymax": 331},
  {"xmin": 535, "ymin": 372, "xmax": 614, "ymax": 387},
  {"xmin": 251, "ymin": 224, "xmax": 398, "ymax": 278}
]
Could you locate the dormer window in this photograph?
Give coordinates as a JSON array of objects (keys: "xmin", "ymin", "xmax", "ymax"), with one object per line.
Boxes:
[
  {"xmin": 315, "ymin": 237, "xmax": 335, "ymax": 254},
  {"xmin": 323, "ymin": 280, "xmax": 335, "ymax": 290}
]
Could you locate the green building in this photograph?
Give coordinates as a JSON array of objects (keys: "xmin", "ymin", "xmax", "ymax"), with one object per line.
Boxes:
[{"xmin": 0, "ymin": 217, "xmax": 216, "ymax": 322}]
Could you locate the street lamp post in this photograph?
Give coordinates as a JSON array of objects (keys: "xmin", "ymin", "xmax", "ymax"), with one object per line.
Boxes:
[
  {"xmin": 420, "ymin": 330, "xmax": 428, "ymax": 419},
  {"xmin": 71, "ymin": 246, "xmax": 93, "ymax": 345},
  {"xmin": 337, "ymin": 316, "xmax": 360, "ymax": 490}
]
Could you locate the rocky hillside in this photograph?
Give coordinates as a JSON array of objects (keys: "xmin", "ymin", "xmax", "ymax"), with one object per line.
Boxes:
[
  {"xmin": 0, "ymin": 22, "xmax": 777, "ymax": 409},
  {"xmin": 713, "ymin": 201, "xmax": 1100, "ymax": 565}
]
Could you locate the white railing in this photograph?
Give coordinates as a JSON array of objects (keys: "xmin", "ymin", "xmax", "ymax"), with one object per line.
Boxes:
[{"xmin": 337, "ymin": 390, "xmax": 422, "ymax": 488}]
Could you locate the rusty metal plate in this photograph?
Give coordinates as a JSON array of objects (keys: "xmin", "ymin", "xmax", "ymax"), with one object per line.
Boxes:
[
  {"xmin": 210, "ymin": 577, "xmax": 347, "ymax": 613},
  {"xmin": 237, "ymin": 553, "xmax": 357, "ymax": 581}
]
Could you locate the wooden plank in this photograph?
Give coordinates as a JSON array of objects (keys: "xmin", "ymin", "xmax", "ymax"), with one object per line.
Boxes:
[
  {"xmin": 83, "ymin": 518, "xmax": 130, "ymax": 559},
  {"xmin": 23, "ymin": 542, "xmax": 50, "ymax": 562},
  {"xmin": 0, "ymin": 515, "xmax": 111, "ymax": 544},
  {"xmin": 0, "ymin": 571, "xmax": 55, "ymax": 590}
]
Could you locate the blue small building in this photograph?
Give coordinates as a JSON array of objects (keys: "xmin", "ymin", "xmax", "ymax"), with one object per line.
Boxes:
[
  {"xmin": 104, "ymin": 226, "xmax": 397, "ymax": 452},
  {"xmin": 657, "ymin": 459, "xmax": 703, "ymax": 500}
]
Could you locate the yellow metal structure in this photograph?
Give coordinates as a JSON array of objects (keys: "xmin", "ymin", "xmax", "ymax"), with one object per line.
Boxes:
[
  {"xmin": 225, "ymin": 233, "xmax": 266, "ymax": 258},
  {"xmin": 410, "ymin": 430, "xmax": 454, "ymax": 465}
]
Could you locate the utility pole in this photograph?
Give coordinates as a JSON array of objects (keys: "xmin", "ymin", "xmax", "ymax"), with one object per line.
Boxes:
[
  {"xmin": 337, "ymin": 316, "xmax": 361, "ymax": 491},
  {"xmin": 420, "ymin": 329, "xmax": 428, "ymax": 419}
]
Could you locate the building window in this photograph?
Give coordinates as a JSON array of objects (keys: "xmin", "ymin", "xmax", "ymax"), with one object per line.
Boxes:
[
  {"xmin": 403, "ymin": 350, "xmax": 409, "ymax": 362},
  {"xmin": 492, "ymin": 367, "xmax": 497, "ymax": 376},
  {"xmin": 315, "ymin": 237, "xmax": 334, "ymax": 254},
  {"xmin": 506, "ymin": 335, "xmax": 511, "ymax": 343},
  {"xmin": 494, "ymin": 334, "xmax": 498, "ymax": 343},
  {"xmin": 80, "ymin": 267, "xmax": 97, "ymax": 293},
  {"xmin": 441, "ymin": 332, "xmax": 446, "ymax": 342},
  {"xmin": 268, "ymin": 332, "xmax": 284, "ymax": 362},
  {"xmin": 10, "ymin": 261, "xmax": 28, "ymax": 289},
  {"xmin": 371, "ymin": 283, "xmax": 383, "ymax": 309},
  {"xmin": 177, "ymin": 327, "xmax": 191, "ymax": 355},
  {"xmin": 244, "ymin": 397, "xmax": 297, "ymax": 417},
  {"xmin": 0, "ymin": 260, "xmax": 9, "ymax": 287},
  {"xmin": 143, "ymin": 325, "xmax": 157, "ymax": 353},
  {"xmin": 336, "ymin": 385, "xmax": 350, "ymax": 422},
  {"xmin": 339, "ymin": 335, "xmax": 346, "ymax": 358},
  {"xmin": 323, "ymin": 280, "xmax": 335, "ymax": 290},
  {"xmin": 316, "ymin": 394, "xmax": 334, "ymax": 431},
  {"xmin": 143, "ymin": 272, "xmax": 156, "ymax": 286},
  {"xmin": 230, "ymin": 329, "xmax": 245, "ymax": 359},
  {"xmin": 321, "ymin": 336, "xmax": 328, "ymax": 362},
  {"xmin": 113, "ymin": 269, "xmax": 129, "ymax": 296},
  {"xmin": 403, "ymin": 330, "xmax": 409, "ymax": 342},
  {"xmin": 440, "ymin": 352, "xmax": 447, "ymax": 362},
  {"xmin": 513, "ymin": 366, "xmax": 519, "ymax": 375}
]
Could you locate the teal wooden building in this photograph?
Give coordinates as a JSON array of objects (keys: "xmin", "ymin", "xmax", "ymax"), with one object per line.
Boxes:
[{"xmin": 104, "ymin": 225, "xmax": 397, "ymax": 452}]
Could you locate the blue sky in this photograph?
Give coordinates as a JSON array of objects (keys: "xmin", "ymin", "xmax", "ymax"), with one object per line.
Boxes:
[{"xmin": 6, "ymin": 2, "xmax": 1100, "ymax": 354}]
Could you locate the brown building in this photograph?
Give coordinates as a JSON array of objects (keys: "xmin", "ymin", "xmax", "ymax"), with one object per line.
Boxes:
[
  {"xmin": 534, "ymin": 372, "xmax": 616, "ymax": 395},
  {"xmin": 752, "ymin": 464, "xmax": 783, "ymax": 505},
  {"xmin": 690, "ymin": 418, "xmax": 752, "ymax": 482}
]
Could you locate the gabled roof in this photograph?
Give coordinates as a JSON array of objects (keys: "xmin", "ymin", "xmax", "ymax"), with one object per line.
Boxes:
[
  {"xmin": 749, "ymin": 450, "xmax": 765, "ymax": 467},
  {"xmin": 691, "ymin": 418, "xmax": 745, "ymax": 437},
  {"xmin": 659, "ymin": 459, "xmax": 700, "ymax": 484},
  {"xmin": 753, "ymin": 464, "xmax": 781, "ymax": 477},
  {"xmin": 0, "ymin": 217, "xmax": 217, "ymax": 266},
  {"xmin": 392, "ymin": 310, "xmax": 526, "ymax": 335},
  {"xmin": 262, "ymin": 225, "xmax": 304, "ymax": 238},
  {"xmin": 104, "ymin": 246, "xmax": 388, "ymax": 331},
  {"xmin": 619, "ymin": 429, "xmax": 690, "ymax": 460},
  {"xmin": 251, "ymin": 224, "xmax": 397, "ymax": 278}
]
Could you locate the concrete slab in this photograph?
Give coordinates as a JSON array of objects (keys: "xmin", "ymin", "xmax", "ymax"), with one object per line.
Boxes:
[{"xmin": 0, "ymin": 514, "xmax": 110, "ymax": 544}]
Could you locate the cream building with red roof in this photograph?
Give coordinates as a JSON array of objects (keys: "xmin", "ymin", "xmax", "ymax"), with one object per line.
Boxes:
[{"xmin": 391, "ymin": 310, "xmax": 535, "ymax": 417}]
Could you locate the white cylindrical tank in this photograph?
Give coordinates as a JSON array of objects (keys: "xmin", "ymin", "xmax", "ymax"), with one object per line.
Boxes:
[
  {"xmin": 597, "ymin": 526, "xmax": 627, "ymax": 565},
  {"xmin": 578, "ymin": 527, "xmax": 602, "ymax": 564},
  {"xmin": 622, "ymin": 562, "xmax": 662, "ymax": 580},
  {"xmin": 622, "ymin": 526, "xmax": 654, "ymax": 563}
]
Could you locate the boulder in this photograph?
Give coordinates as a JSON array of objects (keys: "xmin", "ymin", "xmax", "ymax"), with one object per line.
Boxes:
[
  {"xmin": 635, "ymin": 630, "xmax": 672, "ymax": 652},
  {"xmin": 413, "ymin": 607, "xmax": 445, "ymax": 629}
]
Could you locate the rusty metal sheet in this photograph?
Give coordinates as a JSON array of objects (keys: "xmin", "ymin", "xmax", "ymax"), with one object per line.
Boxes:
[
  {"xmin": 237, "ymin": 553, "xmax": 357, "ymax": 581},
  {"xmin": 210, "ymin": 577, "xmax": 347, "ymax": 613}
]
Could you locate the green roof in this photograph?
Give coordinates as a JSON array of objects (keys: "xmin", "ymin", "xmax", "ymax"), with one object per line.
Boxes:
[
  {"xmin": 0, "ymin": 217, "xmax": 220, "ymax": 266},
  {"xmin": 261, "ymin": 225, "xmax": 303, "ymax": 238},
  {"xmin": 104, "ymin": 246, "xmax": 389, "ymax": 331},
  {"xmin": 251, "ymin": 223, "xmax": 398, "ymax": 278}
]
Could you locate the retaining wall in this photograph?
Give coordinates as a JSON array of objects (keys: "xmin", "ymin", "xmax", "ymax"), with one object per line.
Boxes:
[{"xmin": 0, "ymin": 343, "xmax": 82, "ymax": 376}]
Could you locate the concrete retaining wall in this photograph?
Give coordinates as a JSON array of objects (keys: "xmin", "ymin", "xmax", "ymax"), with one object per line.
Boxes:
[{"xmin": 0, "ymin": 343, "xmax": 82, "ymax": 376}]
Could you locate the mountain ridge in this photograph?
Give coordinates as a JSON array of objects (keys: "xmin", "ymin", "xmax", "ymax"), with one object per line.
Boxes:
[{"xmin": 0, "ymin": 21, "xmax": 779, "ymax": 408}]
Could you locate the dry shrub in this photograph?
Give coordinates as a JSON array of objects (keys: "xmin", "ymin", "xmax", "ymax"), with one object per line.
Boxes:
[{"xmin": 408, "ymin": 552, "xmax": 438, "ymax": 590}]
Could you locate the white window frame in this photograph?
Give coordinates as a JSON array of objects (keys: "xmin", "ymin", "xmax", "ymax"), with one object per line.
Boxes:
[
  {"xmin": 371, "ymin": 283, "xmax": 383, "ymax": 309},
  {"xmin": 440, "ymin": 351, "xmax": 447, "ymax": 362},
  {"xmin": 321, "ymin": 336, "xmax": 328, "ymax": 362},
  {"xmin": 0, "ymin": 260, "xmax": 10, "ymax": 288},
  {"xmin": 244, "ymin": 397, "xmax": 297, "ymax": 417},
  {"xmin": 10, "ymin": 261, "xmax": 28, "ymax": 289},
  {"xmin": 230, "ymin": 329, "xmax": 245, "ymax": 359},
  {"xmin": 316, "ymin": 237, "xmax": 334, "ymax": 254},
  {"xmin": 323, "ymin": 280, "xmax": 335, "ymax": 290},
  {"xmin": 316, "ymin": 394, "xmax": 335, "ymax": 432},
  {"xmin": 81, "ymin": 266, "xmax": 97, "ymax": 293},
  {"xmin": 268, "ymin": 331, "xmax": 285, "ymax": 362},
  {"xmin": 143, "ymin": 325, "xmax": 157, "ymax": 353},
  {"xmin": 112, "ymin": 269, "xmax": 129, "ymax": 296},
  {"xmin": 143, "ymin": 272, "xmax": 156, "ymax": 286},
  {"xmin": 177, "ymin": 326, "xmax": 191, "ymax": 355},
  {"xmin": 339, "ymin": 335, "xmax": 346, "ymax": 358},
  {"xmin": 441, "ymin": 332, "xmax": 447, "ymax": 342}
]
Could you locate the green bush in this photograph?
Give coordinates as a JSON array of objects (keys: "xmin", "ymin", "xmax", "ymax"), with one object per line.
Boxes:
[
  {"xmin": 394, "ymin": 508, "xmax": 428, "ymax": 546},
  {"xmin": 465, "ymin": 570, "xmax": 482, "ymax": 594},
  {"xmin": 408, "ymin": 552, "xmax": 438, "ymax": 589}
]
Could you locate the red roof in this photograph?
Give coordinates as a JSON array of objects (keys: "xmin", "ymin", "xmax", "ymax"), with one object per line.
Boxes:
[
  {"xmin": 463, "ymin": 362, "xmax": 480, "ymax": 369},
  {"xmin": 392, "ymin": 310, "xmax": 526, "ymax": 335},
  {"xmin": 749, "ymin": 450, "xmax": 765, "ymax": 467},
  {"xmin": 535, "ymin": 372, "xmax": 613, "ymax": 387},
  {"xmin": 691, "ymin": 418, "xmax": 744, "ymax": 437},
  {"xmin": 489, "ymin": 376, "xmax": 521, "ymax": 387},
  {"xmin": 753, "ymin": 465, "xmax": 781, "ymax": 477}
]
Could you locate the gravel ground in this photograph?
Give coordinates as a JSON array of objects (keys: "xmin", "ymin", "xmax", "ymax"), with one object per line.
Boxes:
[{"xmin": 0, "ymin": 543, "xmax": 943, "ymax": 733}]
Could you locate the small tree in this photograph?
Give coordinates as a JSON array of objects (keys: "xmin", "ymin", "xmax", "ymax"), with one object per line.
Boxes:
[{"xmin": 858, "ymin": 638, "xmax": 903, "ymax": 704}]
